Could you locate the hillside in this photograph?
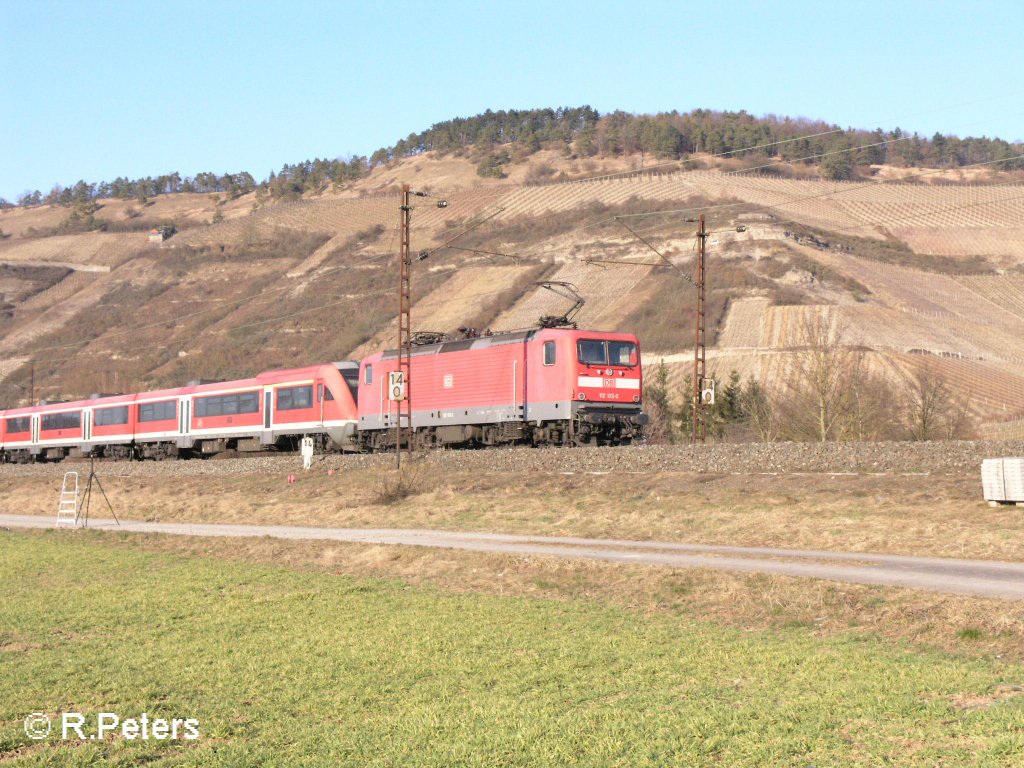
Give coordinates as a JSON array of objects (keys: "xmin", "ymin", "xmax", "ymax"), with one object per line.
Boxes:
[{"xmin": 2, "ymin": 148, "xmax": 1024, "ymax": 438}]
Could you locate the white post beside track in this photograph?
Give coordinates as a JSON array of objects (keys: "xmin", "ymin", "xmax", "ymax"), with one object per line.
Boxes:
[{"xmin": 300, "ymin": 437, "xmax": 314, "ymax": 471}]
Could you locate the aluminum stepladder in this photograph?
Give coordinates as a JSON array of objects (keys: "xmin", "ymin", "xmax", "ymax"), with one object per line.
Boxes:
[{"xmin": 57, "ymin": 471, "xmax": 79, "ymax": 528}]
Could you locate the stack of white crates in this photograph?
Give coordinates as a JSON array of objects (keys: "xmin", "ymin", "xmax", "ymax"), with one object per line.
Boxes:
[{"xmin": 982, "ymin": 458, "xmax": 1024, "ymax": 505}]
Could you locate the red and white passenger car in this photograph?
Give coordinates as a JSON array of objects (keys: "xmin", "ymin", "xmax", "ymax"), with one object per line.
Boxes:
[{"xmin": 0, "ymin": 363, "xmax": 359, "ymax": 461}]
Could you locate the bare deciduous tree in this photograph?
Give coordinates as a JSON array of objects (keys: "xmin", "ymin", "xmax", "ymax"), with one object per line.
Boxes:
[
  {"xmin": 741, "ymin": 378, "xmax": 781, "ymax": 442},
  {"xmin": 844, "ymin": 366, "xmax": 902, "ymax": 441},
  {"xmin": 641, "ymin": 318, "xmax": 978, "ymax": 445},
  {"xmin": 901, "ymin": 360, "xmax": 975, "ymax": 440},
  {"xmin": 781, "ymin": 309, "xmax": 861, "ymax": 441}
]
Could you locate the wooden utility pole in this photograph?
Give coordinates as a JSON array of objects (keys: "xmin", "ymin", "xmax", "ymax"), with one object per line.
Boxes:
[
  {"xmin": 692, "ymin": 214, "xmax": 707, "ymax": 443},
  {"xmin": 396, "ymin": 184, "xmax": 413, "ymax": 468}
]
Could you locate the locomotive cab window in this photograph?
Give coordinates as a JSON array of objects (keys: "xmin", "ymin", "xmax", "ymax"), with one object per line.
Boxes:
[
  {"xmin": 364, "ymin": 365, "xmax": 372, "ymax": 385},
  {"xmin": 609, "ymin": 341, "xmax": 638, "ymax": 366},
  {"xmin": 543, "ymin": 341, "xmax": 556, "ymax": 366},
  {"xmin": 577, "ymin": 339, "xmax": 608, "ymax": 366},
  {"xmin": 577, "ymin": 339, "xmax": 638, "ymax": 367}
]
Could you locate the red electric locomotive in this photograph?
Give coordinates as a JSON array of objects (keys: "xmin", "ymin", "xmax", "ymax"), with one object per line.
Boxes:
[{"xmin": 357, "ymin": 328, "xmax": 646, "ymax": 449}]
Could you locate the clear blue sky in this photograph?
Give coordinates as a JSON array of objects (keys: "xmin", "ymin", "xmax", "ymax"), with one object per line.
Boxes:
[{"xmin": 2, "ymin": 0, "xmax": 1021, "ymax": 201}]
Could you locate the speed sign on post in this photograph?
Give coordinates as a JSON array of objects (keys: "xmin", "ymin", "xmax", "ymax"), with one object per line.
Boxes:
[
  {"xmin": 700, "ymin": 377, "xmax": 716, "ymax": 405},
  {"xmin": 388, "ymin": 371, "xmax": 406, "ymax": 401}
]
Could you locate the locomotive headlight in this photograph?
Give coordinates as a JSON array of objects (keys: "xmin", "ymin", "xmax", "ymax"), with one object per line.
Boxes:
[
  {"xmin": 578, "ymin": 393, "xmax": 586, "ymax": 400},
  {"xmin": 632, "ymin": 395, "xmax": 640, "ymax": 403}
]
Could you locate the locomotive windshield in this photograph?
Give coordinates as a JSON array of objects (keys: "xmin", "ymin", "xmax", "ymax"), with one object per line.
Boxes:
[
  {"xmin": 577, "ymin": 339, "xmax": 638, "ymax": 367},
  {"xmin": 609, "ymin": 341, "xmax": 638, "ymax": 366}
]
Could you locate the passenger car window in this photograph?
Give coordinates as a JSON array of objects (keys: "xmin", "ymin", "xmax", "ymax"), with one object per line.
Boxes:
[
  {"xmin": 94, "ymin": 406, "xmax": 129, "ymax": 426},
  {"xmin": 5, "ymin": 416, "xmax": 30, "ymax": 433},
  {"xmin": 277, "ymin": 385, "xmax": 313, "ymax": 411},
  {"xmin": 42, "ymin": 412, "xmax": 81, "ymax": 430},
  {"xmin": 138, "ymin": 401, "xmax": 176, "ymax": 422}
]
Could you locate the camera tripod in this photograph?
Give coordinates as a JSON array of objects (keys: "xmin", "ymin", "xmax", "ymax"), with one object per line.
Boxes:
[{"xmin": 76, "ymin": 455, "xmax": 120, "ymax": 528}]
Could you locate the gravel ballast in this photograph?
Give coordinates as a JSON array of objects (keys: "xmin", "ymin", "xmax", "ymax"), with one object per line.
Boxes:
[{"xmin": 2, "ymin": 441, "xmax": 1023, "ymax": 479}]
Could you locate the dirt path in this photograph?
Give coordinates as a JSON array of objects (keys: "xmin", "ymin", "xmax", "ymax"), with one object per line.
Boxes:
[{"xmin": 5, "ymin": 514, "xmax": 1024, "ymax": 599}]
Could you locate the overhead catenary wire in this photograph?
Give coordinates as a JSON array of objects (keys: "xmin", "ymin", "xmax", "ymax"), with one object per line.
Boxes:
[
  {"xmin": 7, "ymin": 104, "xmax": 1024, "ymax": 397},
  {"xmin": 713, "ymin": 127, "xmax": 845, "ymax": 157},
  {"xmin": 7, "ymin": 198, "xmax": 493, "ymax": 359},
  {"xmin": 506, "ymin": 126, "xmax": 855, "ymax": 188},
  {"xmin": 592, "ymin": 107, "xmax": 1024, "ymax": 233},
  {"xmin": 607, "ymin": 153, "xmax": 1024, "ymax": 227},
  {"xmin": 442, "ymin": 244, "xmax": 522, "ymax": 262},
  {"xmin": 704, "ymin": 92, "xmax": 1024, "ymax": 160},
  {"xmin": 829, "ymin": 187, "xmax": 1024, "ymax": 235},
  {"xmin": 4, "ymin": 198, "xmax": 517, "ymax": 371},
  {"xmin": 720, "ymin": 135, "xmax": 914, "ymax": 175},
  {"xmin": 8, "ymin": 269, "xmax": 553, "ymax": 384},
  {"xmin": 15, "ymin": 149, "xmax": 1024, "ymax": 365},
  {"xmin": 4, "ymin": 270, "xmax": 565, "ymax": 403},
  {"xmin": 717, "ymin": 108, "xmax": 1024, "ymax": 177},
  {"xmin": 612, "ymin": 216, "xmax": 695, "ymax": 286},
  {"xmin": 374, "ymin": 109, "xmax": 1024, "ymax": 261},
  {"xmin": 28, "ymin": 160, "xmax": 1023, "ymax": 384},
  {"xmin": 517, "ymin": 102, "xmax": 1024, "ymax": 191},
  {"xmin": 415, "ymin": 206, "xmax": 506, "ymax": 261}
]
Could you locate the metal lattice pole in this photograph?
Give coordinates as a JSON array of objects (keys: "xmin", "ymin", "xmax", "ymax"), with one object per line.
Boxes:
[
  {"xmin": 692, "ymin": 213, "xmax": 707, "ymax": 443},
  {"xmin": 396, "ymin": 184, "xmax": 413, "ymax": 468}
]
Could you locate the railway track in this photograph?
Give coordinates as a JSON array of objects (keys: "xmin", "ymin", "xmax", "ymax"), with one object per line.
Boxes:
[{"xmin": 1, "ymin": 440, "xmax": 1022, "ymax": 479}]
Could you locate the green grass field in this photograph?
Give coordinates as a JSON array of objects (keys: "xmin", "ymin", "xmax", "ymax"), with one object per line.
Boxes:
[{"xmin": 2, "ymin": 530, "xmax": 1023, "ymax": 766}]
